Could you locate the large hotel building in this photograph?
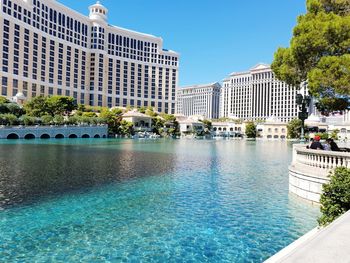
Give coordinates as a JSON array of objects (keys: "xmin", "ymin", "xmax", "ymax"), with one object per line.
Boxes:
[
  {"xmin": 220, "ymin": 64, "xmax": 300, "ymax": 123},
  {"xmin": 176, "ymin": 83, "xmax": 221, "ymax": 119},
  {"xmin": 0, "ymin": 0, "xmax": 179, "ymax": 113}
]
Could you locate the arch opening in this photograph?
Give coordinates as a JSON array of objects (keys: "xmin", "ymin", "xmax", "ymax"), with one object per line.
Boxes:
[
  {"xmin": 55, "ymin": 134, "xmax": 64, "ymax": 139},
  {"xmin": 40, "ymin": 134, "xmax": 50, "ymax": 139},
  {"xmin": 7, "ymin": 133, "xmax": 19, "ymax": 140},
  {"xmin": 94, "ymin": 134, "xmax": 101, "ymax": 138},
  {"xmin": 69, "ymin": 134, "xmax": 78, "ymax": 139},
  {"xmin": 82, "ymin": 134, "xmax": 90, "ymax": 139},
  {"xmin": 24, "ymin": 134, "xmax": 36, "ymax": 140}
]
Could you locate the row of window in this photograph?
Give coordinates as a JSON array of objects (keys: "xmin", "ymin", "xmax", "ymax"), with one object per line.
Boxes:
[{"xmin": 2, "ymin": 1, "xmax": 179, "ymax": 65}]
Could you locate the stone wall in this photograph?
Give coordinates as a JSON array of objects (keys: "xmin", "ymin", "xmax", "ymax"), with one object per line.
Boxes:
[
  {"xmin": 0, "ymin": 125, "xmax": 108, "ymax": 139},
  {"xmin": 288, "ymin": 144, "xmax": 350, "ymax": 203}
]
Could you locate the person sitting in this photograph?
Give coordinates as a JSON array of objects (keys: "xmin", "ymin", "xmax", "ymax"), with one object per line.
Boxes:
[
  {"xmin": 309, "ymin": 135, "xmax": 324, "ymax": 150},
  {"xmin": 327, "ymin": 138, "xmax": 341, "ymax": 152},
  {"xmin": 323, "ymin": 139, "xmax": 331, "ymax": 151}
]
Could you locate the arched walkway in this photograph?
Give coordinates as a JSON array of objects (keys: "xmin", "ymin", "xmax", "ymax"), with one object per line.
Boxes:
[
  {"xmin": 82, "ymin": 134, "xmax": 90, "ymax": 138},
  {"xmin": 40, "ymin": 134, "xmax": 51, "ymax": 139},
  {"xmin": 24, "ymin": 134, "xmax": 36, "ymax": 140},
  {"xmin": 102, "ymin": 135, "xmax": 106, "ymax": 138},
  {"xmin": 69, "ymin": 134, "xmax": 78, "ymax": 139},
  {"xmin": 94, "ymin": 134, "xmax": 101, "ymax": 138},
  {"xmin": 7, "ymin": 133, "xmax": 19, "ymax": 140},
  {"xmin": 55, "ymin": 134, "xmax": 64, "ymax": 139}
]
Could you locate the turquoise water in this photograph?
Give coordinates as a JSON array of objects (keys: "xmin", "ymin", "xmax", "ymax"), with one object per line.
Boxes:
[{"xmin": 0, "ymin": 139, "xmax": 319, "ymax": 262}]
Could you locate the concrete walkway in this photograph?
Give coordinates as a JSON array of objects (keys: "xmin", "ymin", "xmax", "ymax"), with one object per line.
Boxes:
[{"xmin": 265, "ymin": 211, "xmax": 350, "ymax": 262}]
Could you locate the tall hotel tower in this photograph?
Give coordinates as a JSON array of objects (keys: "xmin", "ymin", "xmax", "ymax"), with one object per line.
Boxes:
[
  {"xmin": 0, "ymin": 0, "xmax": 179, "ymax": 113},
  {"xmin": 176, "ymin": 83, "xmax": 221, "ymax": 120},
  {"xmin": 220, "ymin": 64, "xmax": 299, "ymax": 123}
]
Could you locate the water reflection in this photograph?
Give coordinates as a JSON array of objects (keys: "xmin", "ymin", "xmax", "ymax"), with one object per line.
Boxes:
[{"xmin": 0, "ymin": 140, "xmax": 176, "ymax": 208}]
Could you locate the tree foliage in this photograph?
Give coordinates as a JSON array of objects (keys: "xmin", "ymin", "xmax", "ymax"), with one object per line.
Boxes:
[
  {"xmin": 0, "ymin": 102, "xmax": 24, "ymax": 117},
  {"xmin": 272, "ymin": 0, "xmax": 350, "ymax": 112},
  {"xmin": 0, "ymin": 96, "xmax": 9, "ymax": 104},
  {"xmin": 24, "ymin": 96, "xmax": 77, "ymax": 117},
  {"xmin": 318, "ymin": 167, "xmax": 350, "ymax": 226},
  {"xmin": 245, "ymin": 122, "xmax": 257, "ymax": 138},
  {"xmin": 201, "ymin": 119, "xmax": 212, "ymax": 135},
  {"xmin": 0, "ymin": 114, "xmax": 18, "ymax": 126},
  {"xmin": 287, "ymin": 119, "xmax": 303, "ymax": 139}
]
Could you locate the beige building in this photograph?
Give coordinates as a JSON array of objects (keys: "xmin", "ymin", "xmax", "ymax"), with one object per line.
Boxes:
[
  {"xmin": 0, "ymin": 0, "xmax": 179, "ymax": 114},
  {"xmin": 122, "ymin": 110, "xmax": 152, "ymax": 132},
  {"xmin": 220, "ymin": 64, "xmax": 299, "ymax": 123},
  {"xmin": 211, "ymin": 121, "xmax": 244, "ymax": 138},
  {"xmin": 176, "ymin": 83, "xmax": 221, "ymax": 119},
  {"xmin": 256, "ymin": 118, "xmax": 288, "ymax": 139}
]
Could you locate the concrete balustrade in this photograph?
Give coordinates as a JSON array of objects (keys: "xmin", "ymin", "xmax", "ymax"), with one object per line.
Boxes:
[
  {"xmin": 289, "ymin": 144, "xmax": 350, "ymax": 203},
  {"xmin": 0, "ymin": 125, "xmax": 108, "ymax": 140}
]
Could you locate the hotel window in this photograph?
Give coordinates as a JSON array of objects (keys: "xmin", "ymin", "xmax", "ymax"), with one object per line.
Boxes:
[
  {"xmin": 40, "ymin": 85, "xmax": 45, "ymax": 95},
  {"xmin": 123, "ymin": 61, "xmax": 128, "ymax": 96},
  {"xmin": 137, "ymin": 64, "xmax": 142, "ymax": 98},
  {"xmin": 1, "ymin": 77, "xmax": 8, "ymax": 96},
  {"xmin": 12, "ymin": 79, "xmax": 18, "ymax": 96}
]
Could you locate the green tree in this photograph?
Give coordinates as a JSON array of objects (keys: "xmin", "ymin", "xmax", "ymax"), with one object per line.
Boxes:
[
  {"xmin": 0, "ymin": 113, "xmax": 18, "ymax": 126},
  {"xmin": 20, "ymin": 115, "xmax": 36, "ymax": 126},
  {"xmin": 138, "ymin": 106, "xmax": 146, "ymax": 114},
  {"xmin": 161, "ymin": 114, "xmax": 180, "ymax": 137},
  {"xmin": 118, "ymin": 120, "xmax": 134, "ymax": 136},
  {"xmin": 46, "ymin": 96, "xmax": 76, "ymax": 116},
  {"xmin": 41, "ymin": 115, "xmax": 53, "ymax": 125},
  {"xmin": 287, "ymin": 119, "xmax": 302, "ymax": 139},
  {"xmin": 152, "ymin": 117, "xmax": 165, "ymax": 135},
  {"xmin": 201, "ymin": 119, "xmax": 212, "ymax": 135},
  {"xmin": 82, "ymin": 112, "xmax": 97, "ymax": 118},
  {"xmin": 245, "ymin": 122, "xmax": 257, "ymax": 138},
  {"xmin": 0, "ymin": 96, "xmax": 9, "ymax": 104},
  {"xmin": 330, "ymin": 129, "xmax": 339, "ymax": 140},
  {"xmin": 318, "ymin": 167, "xmax": 350, "ymax": 226},
  {"xmin": 6, "ymin": 103, "xmax": 24, "ymax": 117},
  {"xmin": 52, "ymin": 115, "xmax": 64, "ymax": 125},
  {"xmin": 99, "ymin": 108, "xmax": 123, "ymax": 134},
  {"xmin": 24, "ymin": 96, "xmax": 48, "ymax": 117},
  {"xmin": 145, "ymin": 107, "xmax": 158, "ymax": 117},
  {"xmin": 271, "ymin": 0, "xmax": 350, "ymax": 112}
]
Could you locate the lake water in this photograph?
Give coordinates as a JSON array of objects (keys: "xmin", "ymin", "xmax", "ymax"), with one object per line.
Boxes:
[{"xmin": 0, "ymin": 139, "xmax": 319, "ymax": 262}]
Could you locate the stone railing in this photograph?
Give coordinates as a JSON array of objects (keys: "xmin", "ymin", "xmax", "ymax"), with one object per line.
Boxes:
[
  {"xmin": 292, "ymin": 144, "xmax": 350, "ymax": 171},
  {"xmin": 289, "ymin": 144, "xmax": 350, "ymax": 203}
]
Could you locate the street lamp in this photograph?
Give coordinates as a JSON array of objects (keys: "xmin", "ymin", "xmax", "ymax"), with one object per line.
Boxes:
[{"xmin": 296, "ymin": 93, "xmax": 311, "ymax": 142}]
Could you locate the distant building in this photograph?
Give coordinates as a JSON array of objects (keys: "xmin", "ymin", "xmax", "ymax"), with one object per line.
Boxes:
[
  {"xmin": 176, "ymin": 83, "xmax": 221, "ymax": 119},
  {"xmin": 176, "ymin": 115, "xmax": 205, "ymax": 136},
  {"xmin": 256, "ymin": 117, "xmax": 288, "ymax": 140},
  {"xmin": 220, "ymin": 64, "xmax": 300, "ymax": 123},
  {"xmin": 0, "ymin": 0, "xmax": 179, "ymax": 113},
  {"xmin": 211, "ymin": 121, "xmax": 244, "ymax": 138}
]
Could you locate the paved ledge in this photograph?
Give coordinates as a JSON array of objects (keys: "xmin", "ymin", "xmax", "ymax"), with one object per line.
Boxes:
[{"xmin": 265, "ymin": 210, "xmax": 350, "ymax": 263}]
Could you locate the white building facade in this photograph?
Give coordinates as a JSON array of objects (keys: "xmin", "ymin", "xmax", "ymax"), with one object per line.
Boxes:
[
  {"xmin": 176, "ymin": 83, "xmax": 221, "ymax": 119},
  {"xmin": 220, "ymin": 64, "xmax": 299, "ymax": 123},
  {"xmin": 0, "ymin": 0, "xmax": 179, "ymax": 114}
]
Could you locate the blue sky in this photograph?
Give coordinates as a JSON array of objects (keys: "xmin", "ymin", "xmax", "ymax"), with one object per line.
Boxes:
[{"xmin": 59, "ymin": 0, "xmax": 306, "ymax": 87}]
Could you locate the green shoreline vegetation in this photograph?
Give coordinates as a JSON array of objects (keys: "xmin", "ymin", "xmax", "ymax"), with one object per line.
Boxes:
[{"xmin": 0, "ymin": 95, "xmax": 180, "ymax": 138}]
